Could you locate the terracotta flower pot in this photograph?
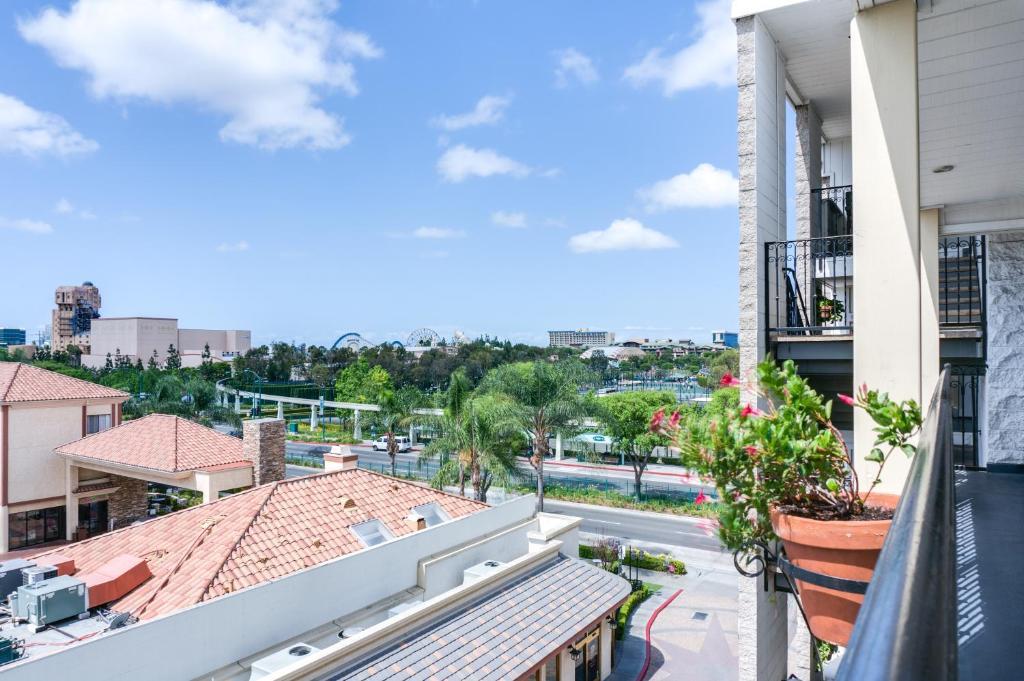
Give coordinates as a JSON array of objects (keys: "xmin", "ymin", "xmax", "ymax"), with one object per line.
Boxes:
[{"xmin": 770, "ymin": 493, "xmax": 898, "ymax": 646}]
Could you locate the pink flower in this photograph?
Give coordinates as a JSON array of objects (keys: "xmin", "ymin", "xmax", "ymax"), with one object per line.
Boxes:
[
  {"xmin": 838, "ymin": 393, "xmax": 855, "ymax": 407},
  {"xmin": 696, "ymin": 519, "xmax": 718, "ymax": 537},
  {"xmin": 744, "ymin": 445, "xmax": 759, "ymax": 457},
  {"xmin": 649, "ymin": 408, "xmax": 665, "ymax": 431},
  {"xmin": 740, "ymin": 403, "xmax": 762, "ymax": 418},
  {"xmin": 720, "ymin": 372, "xmax": 741, "ymax": 388},
  {"xmin": 668, "ymin": 410, "xmax": 681, "ymax": 428},
  {"xmin": 667, "ymin": 563, "xmax": 677, "ymax": 574},
  {"xmin": 694, "ymin": 490, "xmax": 709, "ymax": 505}
]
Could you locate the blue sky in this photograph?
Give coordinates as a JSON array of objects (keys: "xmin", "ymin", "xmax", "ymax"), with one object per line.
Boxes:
[{"xmin": 0, "ymin": 0, "xmax": 744, "ymax": 347}]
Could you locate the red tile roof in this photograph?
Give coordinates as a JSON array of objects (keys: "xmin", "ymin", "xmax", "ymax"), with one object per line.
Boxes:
[
  {"xmin": 32, "ymin": 470, "xmax": 487, "ymax": 620},
  {"xmin": 55, "ymin": 414, "xmax": 249, "ymax": 473},
  {"xmin": 0, "ymin": 362, "xmax": 127, "ymax": 403}
]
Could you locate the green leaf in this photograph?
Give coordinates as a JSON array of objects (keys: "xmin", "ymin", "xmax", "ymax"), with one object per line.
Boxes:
[
  {"xmin": 900, "ymin": 443, "xmax": 917, "ymax": 457},
  {"xmin": 825, "ymin": 478, "xmax": 840, "ymax": 493},
  {"xmin": 865, "ymin": 448, "xmax": 885, "ymax": 464}
]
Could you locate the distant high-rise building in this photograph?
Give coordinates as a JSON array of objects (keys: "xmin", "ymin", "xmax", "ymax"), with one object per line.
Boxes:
[
  {"xmin": 52, "ymin": 281, "xmax": 101, "ymax": 353},
  {"xmin": 0, "ymin": 328, "xmax": 26, "ymax": 348},
  {"xmin": 547, "ymin": 329, "xmax": 615, "ymax": 348}
]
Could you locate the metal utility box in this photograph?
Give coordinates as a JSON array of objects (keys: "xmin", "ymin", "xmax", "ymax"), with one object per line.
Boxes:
[
  {"xmin": 0, "ymin": 560, "xmax": 34, "ymax": 600},
  {"xmin": 14, "ymin": 576, "xmax": 88, "ymax": 629}
]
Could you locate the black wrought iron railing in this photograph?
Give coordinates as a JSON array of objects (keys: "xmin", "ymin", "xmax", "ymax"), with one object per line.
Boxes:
[
  {"xmin": 939, "ymin": 235, "xmax": 986, "ymax": 328},
  {"xmin": 836, "ymin": 367, "xmax": 955, "ymax": 681},
  {"xmin": 812, "ymin": 185, "xmax": 853, "ymax": 238},
  {"xmin": 950, "ymin": 363, "xmax": 984, "ymax": 469},
  {"xmin": 765, "ymin": 235, "xmax": 854, "ymax": 338}
]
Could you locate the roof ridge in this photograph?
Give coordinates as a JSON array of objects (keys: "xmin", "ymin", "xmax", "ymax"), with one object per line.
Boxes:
[
  {"xmin": 0, "ymin": 362, "xmax": 22, "ymax": 402},
  {"xmin": 173, "ymin": 415, "xmax": 180, "ymax": 472},
  {"xmin": 197, "ymin": 481, "xmax": 282, "ymax": 603}
]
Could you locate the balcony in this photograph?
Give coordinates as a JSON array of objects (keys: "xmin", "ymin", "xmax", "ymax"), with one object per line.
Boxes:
[
  {"xmin": 765, "ymin": 186, "xmax": 986, "ymax": 342},
  {"xmin": 835, "ymin": 368, "xmax": 1024, "ymax": 680}
]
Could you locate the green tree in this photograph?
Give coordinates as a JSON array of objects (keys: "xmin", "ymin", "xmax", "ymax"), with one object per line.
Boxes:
[
  {"xmin": 597, "ymin": 391, "xmax": 677, "ymax": 499},
  {"xmin": 376, "ymin": 387, "xmax": 418, "ymax": 476},
  {"xmin": 165, "ymin": 344, "xmax": 181, "ymax": 371},
  {"xmin": 424, "ymin": 394, "xmax": 521, "ymax": 503},
  {"xmin": 426, "ymin": 369, "xmax": 472, "ymax": 495},
  {"xmin": 698, "ymin": 349, "xmax": 739, "ymax": 389},
  {"xmin": 480, "ymin": 360, "xmax": 590, "ymax": 511},
  {"xmin": 334, "ymin": 357, "xmax": 392, "ymax": 404}
]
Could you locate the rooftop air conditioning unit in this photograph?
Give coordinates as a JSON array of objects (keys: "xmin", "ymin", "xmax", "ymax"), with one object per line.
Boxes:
[
  {"xmin": 22, "ymin": 566, "xmax": 58, "ymax": 586},
  {"xmin": 462, "ymin": 560, "xmax": 504, "ymax": 586},
  {"xmin": 12, "ymin": 576, "xmax": 88, "ymax": 632},
  {"xmin": 249, "ymin": 643, "xmax": 320, "ymax": 680},
  {"xmin": 0, "ymin": 560, "xmax": 35, "ymax": 600}
]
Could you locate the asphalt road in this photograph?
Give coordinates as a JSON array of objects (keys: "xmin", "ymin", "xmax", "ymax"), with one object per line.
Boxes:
[{"xmin": 542, "ymin": 499, "xmax": 724, "ymax": 553}]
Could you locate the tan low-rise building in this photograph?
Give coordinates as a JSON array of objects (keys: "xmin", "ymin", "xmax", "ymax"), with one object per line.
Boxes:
[
  {"xmin": 79, "ymin": 317, "xmax": 251, "ymax": 369},
  {"xmin": 0, "ymin": 362, "xmax": 278, "ymax": 554}
]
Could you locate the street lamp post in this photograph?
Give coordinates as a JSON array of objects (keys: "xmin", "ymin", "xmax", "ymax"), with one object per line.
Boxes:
[{"xmin": 240, "ymin": 369, "xmax": 265, "ymax": 417}]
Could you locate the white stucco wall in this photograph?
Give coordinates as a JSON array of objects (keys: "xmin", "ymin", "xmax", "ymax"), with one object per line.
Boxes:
[
  {"xmin": 984, "ymin": 231, "xmax": 1024, "ymax": 465},
  {"xmin": 822, "ymin": 137, "xmax": 852, "ymax": 187}
]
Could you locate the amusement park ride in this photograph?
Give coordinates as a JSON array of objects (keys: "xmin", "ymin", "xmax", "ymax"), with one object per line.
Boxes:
[{"xmin": 330, "ymin": 328, "xmax": 464, "ymax": 352}]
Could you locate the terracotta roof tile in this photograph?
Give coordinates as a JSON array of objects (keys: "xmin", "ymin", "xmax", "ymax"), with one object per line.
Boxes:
[
  {"xmin": 55, "ymin": 414, "xmax": 248, "ymax": 473},
  {"xmin": 32, "ymin": 470, "xmax": 487, "ymax": 620},
  {"xmin": 0, "ymin": 362, "xmax": 127, "ymax": 403}
]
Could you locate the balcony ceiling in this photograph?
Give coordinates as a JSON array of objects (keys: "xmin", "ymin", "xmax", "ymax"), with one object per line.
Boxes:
[{"xmin": 742, "ymin": 0, "xmax": 1024, "ymax": 220}]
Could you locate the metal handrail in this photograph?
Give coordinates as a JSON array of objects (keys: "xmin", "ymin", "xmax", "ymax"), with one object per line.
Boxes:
[{"xmin": 836, "ymin": 366, "xmax": 955, "ymax": 681}]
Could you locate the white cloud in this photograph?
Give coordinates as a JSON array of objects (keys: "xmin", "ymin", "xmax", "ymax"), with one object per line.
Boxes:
[
  {"xmin": 554, "ymin": 48, "xmax": 598, "ymax": 87},
  {"xmin": 0, "ymin": 216, "xmax": 54, "ymax": 235},
  {"xmin": 568, "ymin": 218, "xmax": 678, "ymax": 254},
  {"xmin": 54, "ymin": 197, "xmax": 99, "ymax": 219},
  {"xmin": 216, "ymin": 240, "xmax": 249, "ymax": 252},
  {"xmin": 18, "ymin": 0, "xmax": 381, "ymax": 150},
  {"xmin": 0, "ymin": 92, "xmax": 98, "ymax": 157},
  {"xmin": 413, "ymin": 226, "xmax": 464, "ymax": 239},
  {"xmin": 637, "ymin": 163, "xmax": 738, "ymax": 211},
  {"xmin": 623, "ymin": 0, "xmax": 735, "ymax": 95},
  {"xmin": 432, "ymin": 95, "xmax": 510, "ymax": 131},
  {"xmin": 491, "ymin": 211, "xmax": 526, "ymax": 228},
  {"xmin": 436, "ymin": 144, "xmax": 530, "ymax": 183}
]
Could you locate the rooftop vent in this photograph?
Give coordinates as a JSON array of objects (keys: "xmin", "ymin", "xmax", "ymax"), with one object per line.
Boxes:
[
  {"xmin": 336, "ymin": 495, "xmax": 356, "ymax": 509},
  {"xmin": 462, "ymin": 560, "xmax": 505, "ymax": 586},
  {"xmin": 249, "ymin": 642, "xmax": 320, "ymax": 680}
]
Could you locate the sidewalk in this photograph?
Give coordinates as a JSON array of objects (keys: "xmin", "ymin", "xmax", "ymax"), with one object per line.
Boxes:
[
  {"xmin": 609, "ymin": 561, "xmax": 738, "ymax": 681},
  {"xmin": 542, "ymin": 457, "xmax": 710, "ymax": 485}
]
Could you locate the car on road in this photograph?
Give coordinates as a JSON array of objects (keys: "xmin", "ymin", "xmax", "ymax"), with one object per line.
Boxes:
[{"xmin": 372, "ymin": 435, "xmax": 412, "ymax": 452}]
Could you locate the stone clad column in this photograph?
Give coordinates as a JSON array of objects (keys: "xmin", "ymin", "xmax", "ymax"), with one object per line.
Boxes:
[
  {"xmin": 310, "ymin": 404, "xmax": 318, "ymax": 430},
  {"xmin": 795, "ymin": 104, "xmax": 823, "ymax": 242},
  {"xmin": 984, "ymin": 231, "xmax": 1024, "ymax": 468},
  {"xmin": 736, "ymin": 14, "xmax": 790, "ymax": 681},
  {"xmin": 277, "ymin": 401, "xmax": 284, "ymax": 420},
  {"xmin": 353, "ymin": 410, "xmax": 361, "ymax": 439},
  {"xmin": 243, "ymin": 418, "xmax": 286, "ymax": 486}
]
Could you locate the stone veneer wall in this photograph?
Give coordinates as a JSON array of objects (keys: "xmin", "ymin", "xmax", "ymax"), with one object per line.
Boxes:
[
  {"xmin": 243, "ymin": 418, "xmax": 286, "ymax": 486},
  {"xmin": 108, "ymin": 474, "xmax": 149, "ymax": 529},
  {"xmin": 985, "ymin": 231, "xmax": 1024, "ymax": 466}
]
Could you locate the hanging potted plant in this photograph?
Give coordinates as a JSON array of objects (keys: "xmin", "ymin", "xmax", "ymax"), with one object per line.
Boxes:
[
  {"xmin": 652, "ymin": 358, "xmax": 921, "ymax": 646},
  {"xmin": 817, "ymin": 295, "xmax": 845, "ymax": 324}
]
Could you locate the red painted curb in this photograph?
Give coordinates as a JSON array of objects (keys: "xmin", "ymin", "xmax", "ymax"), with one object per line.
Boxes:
[{"xmin": 636, "ymin": 588, "xmax": 683, "ymax": 681}]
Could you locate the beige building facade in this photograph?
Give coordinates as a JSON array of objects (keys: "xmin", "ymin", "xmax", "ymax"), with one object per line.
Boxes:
[
  {"xmin": 81, "ymin": 317, "xmax": 251, "ymax": 369},
  {"xmin": 51, "ymin": 282, "xmax": 101, "ymax": 353}
]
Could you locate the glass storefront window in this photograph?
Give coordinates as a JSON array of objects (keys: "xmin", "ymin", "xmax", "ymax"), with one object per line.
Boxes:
[{"xmin": 8, "ymin": 505, "xmax": 65, "ymax": 549}]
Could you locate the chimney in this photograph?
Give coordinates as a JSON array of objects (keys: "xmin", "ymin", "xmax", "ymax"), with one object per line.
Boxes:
[
  {"xmin": 243, "ymin": 418, "xmax": 285, "ymax": 486},
  {"xmin": 406, "ymin": 511, "xmax": 427, "ymax": 532},
  {"xmin": 324, "ymin": 445, "xmax": 358, "ymax": 472}
]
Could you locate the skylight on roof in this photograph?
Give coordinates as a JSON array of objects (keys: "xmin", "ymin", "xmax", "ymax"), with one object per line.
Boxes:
[
  {"xmin": 351, "ymin": 519, "xmax": 394, "ymax": 548},
  {"xmin": 412, "ymin": 502, "xmax": 450, "ymax": 528}
]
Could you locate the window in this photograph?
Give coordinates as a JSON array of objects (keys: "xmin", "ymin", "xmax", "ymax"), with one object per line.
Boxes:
[
  {"xmin": 351, "ymin": 519, "xmax": 394, "ymax": 547},
  {"xmin": 412, "ymin": 502, "xmax": 450, "ymax": 528},
  {"xmin": 544, "ymin": 655, "xmax": 559, "ymax": 681},
  {"xmin": 8, "ymin": 506, "xmax": 65, "ymax": 550},
  {"xmin": 87, "ymin": 413, "xmax": 112, "ymax": 434}
]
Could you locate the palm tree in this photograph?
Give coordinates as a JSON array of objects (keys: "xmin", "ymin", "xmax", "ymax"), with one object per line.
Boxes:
[
  {"xmin": 376, "ymin": 387, "xmax": 418, "ymax": 476},
  {"xmin": 426, "ymin": 369, "xmax": 472, "ymax": 495},
  {"xmin": 425, "ymin": 394, "xmax": 521, "ymax": 503},
  {"xmin": 480, "ymin": 361, "xmax": 590, "ymax": 511}
]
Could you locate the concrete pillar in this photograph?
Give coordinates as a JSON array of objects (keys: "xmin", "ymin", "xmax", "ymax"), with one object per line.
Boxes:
[
  {"xmin": 600, "ymin": 619, "xmax": 612, "ymax": 678},
  {"xmin": 310, "ymin": 404, "xmax": 318, "ymax": 430},
  {"xmin": 788, "ymin": 596, "xmax": 821, "ymax": 681},
  {"xmin": 0, "ymin": 507, "xmax": 7, "ymax": 554},
  {"xmin": 277, "ymin": 400, "xmax": 284, "ymax": 420},
  {"xmin": 555, "ymin": 432, "xmax": 563, "ymax": 461},
  {"xmin": 353, "ymin": 410, "xmax": 361, "ymax": 439},
  {"xmin": 195, "ymin": 472, "xmax": 217, "ymax": 504},
  {"xmin": 324, "ymin": 445, "xmax": 358, "ymax": 472},
  {"xmin": 851, "ymin": 0, "xmax": 922, "ymax": 492},
  {"xmin": 795, "ymin": 104, "xmax": 823, "ymax": 241},
  {"xmin": 921, "ymin": 208, "xmax": 940, "ymax": 397},
  {"xmin": 65, "ymin": 461, "xmax": 79, "ymax": 540},
  {"xmin": 408, "ymin": 424, "xmax": 416, "ymax": 445},
  {"xmin": 736, "ymin": 14, "xmax": 789, "ymax": 681},
  {"xmin": 233, "ymin": 393, "xmax": 240, "ymax": 413},
  {"xmin": 558, "ymin": 650, "xmax": 574, "ymax": 681}
]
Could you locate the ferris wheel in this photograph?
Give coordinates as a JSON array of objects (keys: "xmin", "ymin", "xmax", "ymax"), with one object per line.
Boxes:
[{"xmin": 406, "ymin": 328, "xmax": 442, "ymax": 347}]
